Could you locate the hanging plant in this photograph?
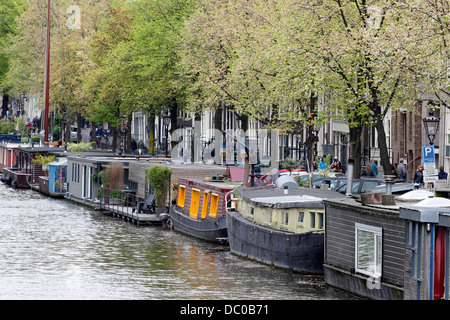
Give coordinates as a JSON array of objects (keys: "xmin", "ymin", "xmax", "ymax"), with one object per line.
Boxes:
[{"xmin": 145, "ymin": 166, "xmax": 172, "ymax": 209}]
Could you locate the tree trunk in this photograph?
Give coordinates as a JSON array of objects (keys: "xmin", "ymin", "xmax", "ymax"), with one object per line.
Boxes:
[
  {"xmin": 349, "ymin": 125, "xmax": 362, "ymax": 179},
  {"xmin": 126, "ymin": 113, "xmax": 132, "ymax": 154},
  {"xmin": 65, "ymin": 121, "xmax": 71, "ymax": 143},
  {"xmin": 169, "ymin": 102, "xmax": 178, "ymax": 151},
  {"xmin": 307, "ymin": 90, "xmax": 318, "ymax": 174},
  {"xmin": 76, "ymin": 112, "xmax": 82, "ymax": 143},
  {"xmin": 2, "ymin": 94, "xmax": 9, "ymax": 118},
  {"xmin": 213, "ymin": 106, "xmax": 223, "ymax": 165},
  {"xmin": 112, "ymin": 125, "xmax": 118, "ymax": 152},
  {"xmin": 147, "ymin": 113, "xmax": 155, "ymax": 154},
  {"xmin": 375, "ymin": 118, "xmax": 392, "ymax": 175},
  {"xmin": 90, "ymin": 121, "xmax": 97, "ymax": 149}
]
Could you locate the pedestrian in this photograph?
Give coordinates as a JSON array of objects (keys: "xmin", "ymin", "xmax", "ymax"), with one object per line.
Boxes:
[
  {"xmin": 330, "ymin": 157, "xmax": 341, "ymax": 172},
  {"xmin": 413, "ymin": 164, "xmax": 424, "ymax": 185},
  {"xmin": 131, "ymin": 138, "xmax": 137, "ymax": 155},
  {"xmin": 397, "ymin": 158, "xmax": 407, "ymax": 181},
  {"xmin": 438, "ymin": 166, "xmax": 448, "ymax": 180},
  {"xmin": 370, "ymin": 159, "xmax": 378, "ymax": 177},
  {"xmin": 391, "ymin": 164, "xmax": 398, "ymax": 178},
  {"xmin": 318, "ymin": 158, "xmax": 326, "ymax": 170},
  {"xmin": 138, "ymin": 140, "xmax": 145, "ymax": 155},
  {"xmin": 362, "ymin": 164, "xmax": 374, "ymax": 176}
]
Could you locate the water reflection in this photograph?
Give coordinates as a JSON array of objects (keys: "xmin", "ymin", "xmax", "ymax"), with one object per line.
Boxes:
[{"xmin": 0, "ymin": 184, "xmax": 357, "ymax": 300}]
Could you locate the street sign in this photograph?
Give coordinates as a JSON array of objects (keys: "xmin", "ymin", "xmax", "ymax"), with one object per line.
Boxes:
[{"xmin": 422, "ymin": 146, "xmax": 438, "ymax": 182}]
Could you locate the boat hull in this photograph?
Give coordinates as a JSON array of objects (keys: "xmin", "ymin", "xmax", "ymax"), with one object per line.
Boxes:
[
  {"xmin": 1, "ymin": 167, "xmax": 31, "ymax": 188},
  {"xmin": 169, "ymin": 206, "xmax": 228, "ymax": 243},
  {"xmin": 226, "ymin": 209, "xmax": 324, "ymax": 274}
]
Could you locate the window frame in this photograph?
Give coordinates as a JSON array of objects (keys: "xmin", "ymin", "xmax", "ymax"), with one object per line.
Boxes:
[
  {"xmin": 177, "ymin": 185, "xmax": 187, "ymax": 208},
  {"xmin": 355, "ymin": 223, "xmax": 383, "ymax": 277}
]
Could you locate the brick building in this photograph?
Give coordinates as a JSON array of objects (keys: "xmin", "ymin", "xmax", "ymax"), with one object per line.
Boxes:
[{"xmin": 391, "ymin": 104, "xmax": 424, "ymax": 182}]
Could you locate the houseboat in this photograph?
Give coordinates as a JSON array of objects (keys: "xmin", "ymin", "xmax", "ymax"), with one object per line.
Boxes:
[
  {"xmin": 226, "ymin": 175, "xmax": 345, "ymax": 274},
  {"xmin": 37, "ymin": 158, "xmax": 67, "ymax": 197},
  {"xmin": 1, "ymin": 146, "xmax": 58, "ymax": 188},
  {"xmin": 65, "ymin": 155, "xmax": 128, "ymax": 208},
  {"xmin": 168, "ymin": 176, "xmax": 241, "ymax": 243},
  {"xmin": 0, "ymin": 141, "xmax": 22, "ymax": 173}
]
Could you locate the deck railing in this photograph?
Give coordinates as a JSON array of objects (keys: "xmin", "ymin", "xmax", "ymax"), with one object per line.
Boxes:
[{"xmin": 99, "ymin": 187, "xmax": 139, "ymax": 220}]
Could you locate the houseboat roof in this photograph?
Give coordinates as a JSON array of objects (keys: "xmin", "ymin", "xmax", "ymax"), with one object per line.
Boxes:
[
  {"xmin": 179, "ymin": 177, "xmax": 243, "ymax": 190},
  {"xmin": 66, "ymin": 155, "xmax": 131, "ymax": 165},
  {"xmin": 236, "ymin": 186, "xmax": 345, "ymax": 209}
]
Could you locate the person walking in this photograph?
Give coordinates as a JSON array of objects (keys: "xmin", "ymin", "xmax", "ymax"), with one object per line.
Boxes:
[
  {"xmin": 397, "ymin": 158, "xmax": 407, "ymax": 181},
  {"xmin": 137, "ymin": 140, "xmax": 145, "ymax": 155},
  {"xmin": 438, "ymin": 166, "xmax": 448, "ymax": 180},
  {"xmin": 131, "ymin": 138, "xmax": 137, "ymax": 155},
  {"xmin": 413, "ymin": 164, "xmax": 424, "ymax": 186}
]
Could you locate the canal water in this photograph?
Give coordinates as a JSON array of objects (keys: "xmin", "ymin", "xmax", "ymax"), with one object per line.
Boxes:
[{"xmin": 0, "ymin": 183, "xmax": 358, "ymax": 300}]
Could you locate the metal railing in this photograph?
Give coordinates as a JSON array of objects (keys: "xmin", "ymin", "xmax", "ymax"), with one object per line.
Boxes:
[{"xmin": 99, "ymin": 187, "xmax": 139, "ymax": 221}]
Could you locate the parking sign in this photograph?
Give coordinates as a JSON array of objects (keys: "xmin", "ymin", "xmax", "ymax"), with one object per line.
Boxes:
[{"xmin": 422, "ymin": 146, "xmax": 438, "ymax": 181}]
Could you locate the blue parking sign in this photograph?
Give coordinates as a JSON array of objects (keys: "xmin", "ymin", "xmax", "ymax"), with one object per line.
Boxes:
[{"xmin": 422, "ymin": 146, "xmax": 435, "ymax": 164}]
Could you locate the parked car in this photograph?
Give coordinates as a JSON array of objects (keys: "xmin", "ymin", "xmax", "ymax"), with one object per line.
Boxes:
[
  {"xmin": 335, "ymin": 178, "xmax": 384, "ymax": 195},
  {"xmin": 370, "ymin": 181, "xmax": 417, "ymax": 195},
  {"xmin": 321, "ymin": 177, "xmax": 348, "ymax": 190}
]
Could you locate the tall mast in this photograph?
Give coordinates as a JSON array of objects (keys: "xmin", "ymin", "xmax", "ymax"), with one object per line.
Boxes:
[{"xmin": 44, "ymin": 0, "xmax": 51, "ymax": 144}]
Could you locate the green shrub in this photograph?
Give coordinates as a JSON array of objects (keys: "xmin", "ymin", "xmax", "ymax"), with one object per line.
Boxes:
[
  {"xmin": 67, "ymin": 142, "xmax": 94, "ymax": 152},
  {"xmin": 146, "ymin": 166, "xmax": 172, "ymax": 208}
]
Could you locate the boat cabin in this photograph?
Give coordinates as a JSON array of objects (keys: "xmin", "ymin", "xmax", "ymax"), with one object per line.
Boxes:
[
  {"xmin": 227, "ymin": 177, "xmax": 345, "ymax": 273},
  {"xmin": 0, "ymin": 142, "xmax": 21, "ymax": 172},
  {"xmin": 128, "ymin": 161, "xmax": 227, "ymax": 203},
  {"xmin": 175, "ymin": 178, "xmax": 240, "ymax": 220},
  {"xmin": 48, "ymin": 158, "xmax": 67, "ymax": 195},
  {"xmin": 399, "ymin": 201, "xmax": 450, "ymax": 300},
  {"xmin": 66, "ymin": 156, "xmax": 130, "ymax": 205}
]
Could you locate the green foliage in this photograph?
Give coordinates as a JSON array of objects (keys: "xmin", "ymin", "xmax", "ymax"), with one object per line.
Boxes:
[
  {"xmin": 32, "ymin": 154, "xmax": 55, "ymax": 166},
  {"xmin": 66, "ymin": 142, "xmax": 94, "ymax": 152},
  {"xmin": 0, "ymin": 119, "xmax": 15, "ymax": 134},
  {"xmin": 145, "ymin": 165, "xmax": 172, "ymax": 208},
  {"xmin": 280, "ymin": 158, "xmax": 298, "ymax": 171},
  {"xmin": 31, "ymin": 135, "xmax": 40, "ymax": 143}
]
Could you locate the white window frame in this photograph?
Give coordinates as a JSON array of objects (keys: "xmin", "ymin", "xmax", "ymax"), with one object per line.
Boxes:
[{"xmin": 355, "ymin": 223, "xmax": 382, "ymax": 277}]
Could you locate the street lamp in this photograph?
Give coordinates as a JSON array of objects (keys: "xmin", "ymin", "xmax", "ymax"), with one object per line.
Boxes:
[{"xmin": 422, "ymin": 110, "xmax": 440, "ymax": 145}]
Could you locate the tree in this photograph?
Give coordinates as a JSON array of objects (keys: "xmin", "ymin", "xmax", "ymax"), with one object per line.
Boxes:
[{"xmin": 83, "ymin": 2, "xmax": 133, "ymax": 151}]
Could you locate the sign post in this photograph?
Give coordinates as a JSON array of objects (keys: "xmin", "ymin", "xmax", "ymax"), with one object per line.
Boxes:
[{"xmin": 422, "ymin": 146, "xmax": 438, "ymax": 183}]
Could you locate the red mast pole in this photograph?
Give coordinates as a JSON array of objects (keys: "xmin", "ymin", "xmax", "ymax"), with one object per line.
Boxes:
[{"xmin": 44, "ymin": 0, "xmax": 51, "ymax": 144}]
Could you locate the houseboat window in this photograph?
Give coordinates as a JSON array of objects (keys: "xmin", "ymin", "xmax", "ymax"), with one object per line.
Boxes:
[
  {"xmin": 189, "ymin": 188, "xmax": 201, "ymax": 219},
  {"xmin": 283, "ymin": 212, "xmax": 289, "ymax": 225},
  {"xmin": 177, "ymin": 185, "xmax": 187, "ymax": 208},
  {"xmin": 298, "ymin": 211, "xmax": 304, "ymax": 223},
  {"xmin": 355, "ymin": 223, "xmax": 382, "ymax": 277},
  {"xmin": 318, "ymin": 212, "xmax": 323, "ymax": 229},
  {"xmin": 266, "ymin": 210, "xmax": 272, "ymax": 223},
  {"xmin": 210, "ymin": 193, "xmax": 220, "ymax": 218},
  {"xmin": 310, "ymin": 212, "xmax": 315, "ymax": 229},
  {"xmin": 201, "ymin": 192, "xmax": 210, "ymax": 219},
  {"xmin": 250, "ymin": 207, "xmax": 254, "ymax": 215}
]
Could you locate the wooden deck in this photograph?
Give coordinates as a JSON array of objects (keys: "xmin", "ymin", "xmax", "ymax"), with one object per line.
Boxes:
[{"xmin": 101, "ymin": 204, "xmax": 163, "ymax": 226}]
